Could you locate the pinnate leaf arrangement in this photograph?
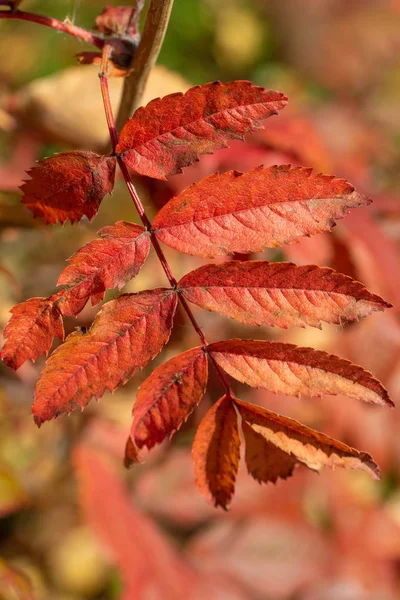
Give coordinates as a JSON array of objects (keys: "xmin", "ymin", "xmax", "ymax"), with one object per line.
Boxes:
[{"xmin": 0, "ymin": 4, "xmax": 394, "ymax": 509}]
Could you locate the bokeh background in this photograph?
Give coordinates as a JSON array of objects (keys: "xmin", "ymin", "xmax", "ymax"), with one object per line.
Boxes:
[{"xmin": 1, "ymin": 0, "xmax": 400, "ymax": 598}]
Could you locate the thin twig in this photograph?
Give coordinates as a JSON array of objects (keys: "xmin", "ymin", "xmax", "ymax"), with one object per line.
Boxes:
[
  {"xmin": 98, "ymin": 51, "xmax": 234, "ymax": 399},
  {"xmin": 0, "ymin": 9, "xmax": 104, "ymax": 48},
  {"xmin": 115, "ymin": 0, "xmax": 174, "ymax": 132}
]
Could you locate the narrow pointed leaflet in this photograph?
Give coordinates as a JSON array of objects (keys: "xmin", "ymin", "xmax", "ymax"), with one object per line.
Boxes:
[
  {"xmin": 153, "ymin": 166, "xmax": 369, "ymax": 257},
  {"xmin": 208, "ymin": 340, "xmax": 393, "ymax": 406},
  {"xmin": 130, "ymin": 347, "xmax": 208, "ymax": 455},
  {"xmin": 32, "ymin": 289, "xmax": 178, "ymax": 425},
  {"xmin": 235, "ymin": 398, "xmax": 379, "ymax": 479},
  {"xmin": 1, "ymin": 296, "xmax": 64, "ymax": 370},
  {"xmin": 192, "ymin": 395, "xmax": 240, "ymax": 509},
  {"xmin": 116, "ymin": 81, "xmax": 287, "ymax": 180},
  {"xmin": 21, "ymin": 151, "xmax": 116, "ymax": 225},
  {"xmin": 57, "ymin": 221, "xmax": 150, "ymax": 316},
  {"xmin": 179, "ymin": 261, "xmax": 390, "ymax": 328}
]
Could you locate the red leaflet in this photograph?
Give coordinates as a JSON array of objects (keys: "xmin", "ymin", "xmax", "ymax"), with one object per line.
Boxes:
[
  {"xmin": 153, "ymin": 166, "xmax": 368, "ymax": 257},
  {"xmin": 21, "ymin": 151, "xmax": 116, "ymax": 225},
  {"xmin": 242, "ymin": 421, "xmax": 300, "ymax": 484},
  {"xmin": 117, "ymin": 81, "xmax": 287, "ymax": 179},
  {"xmin": 0, "ymin": 296, "xmax": 64, "ymax": 370},
  {"xmin": 208, "ymin": 339, "xmax": 393, "ymax": 406},
  {"xmin": 32, "ymin": 289, "xmax": 178, "ymax": 425},
  {"xmin": 179, "ymin": 261, "xmax": 391, "ymax": 329},
  {"xmin": 235, "ymin": 398, "xmax": 379, "ymax": 479},
  {"xmin": 57, "ymin": 221, "xmax": 150, "ymax": 316},
  {"xmin": 130, "ymin": 347, "xmax": 208, "ymax": 454},
  {"xmin": 192, "ymin": 395, "xmax": 240, "ymax": 509}
]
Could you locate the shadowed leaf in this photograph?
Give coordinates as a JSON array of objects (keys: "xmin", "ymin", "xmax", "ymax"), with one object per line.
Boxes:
[
  {"xmin": 32, "ymin": 289, "xmax": 178, "ymax": 425},
  {"xmin": 208, "ymin": 339, "xmax": 393, "ymax": 406},
  {"xmin": 179, "ymin": 260, "xmax": 390, "ymax": 328},
  {"xmin": 1, "ymin": 296, "xmax": 64, "ymax": 370},
  {"xmin": 193, "ymin": 395, "xmax": 240, "ymax": 509},
  {"xmin": 242, "ymin": 421, "xmax": 300, "ymax": 484},
  {"xmin": 235, "ymin": 398, "xmax": 380, "ymax": 479},
  {"xmin": 117, "ymin": 81, "xmax": 287, "ymax": 179},
  {"xmin": 57, "ymin": 221, "xmax": 150, "ymax": 316},
  {"xmin": 130, "ymin": 347, "xmax": 208, "ymax": 454},
  {"xmin": 21, "ymin": 151, "xmax": 116, "ymax": 225},
  {"xmin": 154, "ymin": 166, "xmax": 369, "ymax": 257},
  {"xmin": 73, "ymin": 443, "xmax": 194, "ymax": 600}
]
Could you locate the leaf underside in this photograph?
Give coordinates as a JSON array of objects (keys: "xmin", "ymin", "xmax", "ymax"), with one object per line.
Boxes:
[
  {"xmin": 117, "ymin": 81, "xmax": 287, "ymax": 179},
  {"xmin": 235, "ymin": 398, "xmax": 380, "ymax": 480},
  {"xmin": 179, "ymin": 260, "xmax": 390, "ymax": 329},
  {"xmin": 154, "ymin": 165, "xmax": 369, "ymax": 257},
  {"xmin": 208, "ymin": 339, "xmax": 393, "ymax": 407},
  {"xmin": 32, "ymin": 289, "xmax": 178, "ymax": 425}
]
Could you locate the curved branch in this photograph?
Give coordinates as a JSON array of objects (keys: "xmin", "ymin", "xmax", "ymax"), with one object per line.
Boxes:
[
  {"xmin": 0, "ymin": 9, "xmax": 104, "ymax": 49},
  {"xmin": 115, "ymin": 0, "xmax": 174, "ymax": 132}
]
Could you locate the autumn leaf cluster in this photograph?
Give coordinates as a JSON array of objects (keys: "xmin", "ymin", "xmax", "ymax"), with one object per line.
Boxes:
[{"xmin": 0, "ymin": 78, "xmax": 393, "ymax": 508}]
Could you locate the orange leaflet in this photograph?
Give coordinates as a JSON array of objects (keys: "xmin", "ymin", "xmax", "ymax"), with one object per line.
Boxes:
[
  {"xmin": 117, "ymin": 81, "xmax": 287, "ymax": 179},
  {"xmin": 56, "ymin": 221, "xmax": 150, "ymax": 316},
  {"xmin": 32, "ymin": 289, "xmax": 178, "ymax": 425},
  {"xmin": 208, "ymin": 339, "xmax": 393, "ymax": 407},
  {"xmin": 235, "ymin": 398, "xmax": 379, "ymax": 480},
  {"xmin": 0, "ymin": 296, "xmax": 64, "ymax": 370},
  {"xmin": 21, "ymin": 151, "xmax": 116, "ymax": 225},
  {"xmin": 153, "ymin": 165, "xmax": 368, "ymax": 257},
  {"xmin": 130, "ymin": 347, "xmax": 208, "ymax": 455},
  {"xmin": 179, "ymin": 260, "xmax": 390, "ymax": 329},
  {"xmin": 192, "ymin": 395, "xmax": 240, "ymax": 509}
]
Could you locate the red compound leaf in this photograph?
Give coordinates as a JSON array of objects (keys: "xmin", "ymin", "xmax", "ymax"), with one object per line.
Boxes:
[
  {"xmin": 21, "ymin": 151, "xmax": 116, "ymax": 225},
  {"xmin": 32, "ymin": 289, "xmax": 178, "ymax": 425},
  {"xmin": 117, "ymin": 81, "xmax": 287, "ymax": 179},
  {"xmin": 153, "ymin": 165, "xmax": 369, "ymax": 257},
  {"xmin": 1, "ymin": 296, "xmax": 64, "ymax": 370},
  {"xmin": 57, "ymin": 221, "xmax": 150, "ymax": 317},
  {"xmin": 235, "ymin": 398, "xmax": 380, "ymax": 480},
  {"xmin": 130, "ymin": 347, "xmax": 208, "ymax": 455},
  {"xmin": 178, "ymin": 260, "xmax": 391, "ymax": 329},
  {"xmin": 208, "ymin": 339, "xmax": 393, "ymax": 407},
  {"xmin": 192, "ymin": 395, "xmax": 240, "ymax": 509}
]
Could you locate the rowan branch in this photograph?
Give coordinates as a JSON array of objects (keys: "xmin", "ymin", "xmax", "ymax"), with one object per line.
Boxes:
[{"xmin": 115, "ymin": 0, "xmax": 174, "ymax": 132}]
